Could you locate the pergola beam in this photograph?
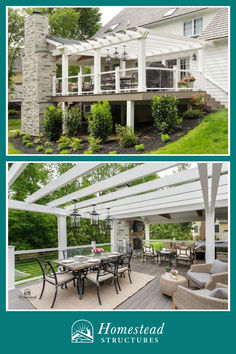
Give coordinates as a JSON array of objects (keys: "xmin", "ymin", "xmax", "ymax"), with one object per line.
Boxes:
[
  {"xmin": 8, "ymin": 200, "xmax": 68, "ymax": 216},
  {"xmin": 8, "ymin": 163, "xmax": 29, "ymax": 188},
  {"xmin": 25, "ymin": 163, "xmax": 103, "ymax": 203}
]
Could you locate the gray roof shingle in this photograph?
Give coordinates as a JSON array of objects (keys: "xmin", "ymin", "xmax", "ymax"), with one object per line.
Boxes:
[
  {"xmin": 46, "ymin": 34, "xmax": 87, "ymax": 46},
  {"xmin": 199, "ymin": 8, "xmax": 228, "ymax": 40}
]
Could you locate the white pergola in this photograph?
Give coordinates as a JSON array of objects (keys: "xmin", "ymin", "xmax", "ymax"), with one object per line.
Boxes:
[{"xmin": 8, "ymin": 162, "xmax": 228, "ymax": 289}]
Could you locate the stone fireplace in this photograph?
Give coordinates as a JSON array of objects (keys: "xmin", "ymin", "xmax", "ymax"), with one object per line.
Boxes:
[{"xmin": 114, "ymin": 219, "xmax": 144, "ymax": 252}]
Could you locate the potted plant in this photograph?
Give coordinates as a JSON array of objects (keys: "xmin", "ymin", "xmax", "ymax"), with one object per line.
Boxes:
[
  {"xmin": 170, "ymin": 269, "xmax": 179, "ymax": 280},
  {"xmin": 178, "ymin": 76, "xmax": 195, "ymax": 89},
  {"xmin": 92, "ymin": 247, "xmax": 104, "ymax": 257},
  {"xmin": 165, "ymin": 266, "xmax": 171, "ymax": 276}
]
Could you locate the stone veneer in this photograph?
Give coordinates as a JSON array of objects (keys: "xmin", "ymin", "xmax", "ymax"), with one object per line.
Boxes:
[
  {"xmin": 115, "ymin": 220, "xmax": 130, "ymax": 249},
  {"xmin": 21, "ymin": 13, "xmax": 56, "ymax": 136}
]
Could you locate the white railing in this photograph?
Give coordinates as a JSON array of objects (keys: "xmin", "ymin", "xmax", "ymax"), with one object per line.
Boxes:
[
  {"xmin": 8, "ymin": 243, "xmax": 112, "ymax": 288},
  {"xmin": 52, "ymin": 67, "xmax": 196, "ymax": 96}
]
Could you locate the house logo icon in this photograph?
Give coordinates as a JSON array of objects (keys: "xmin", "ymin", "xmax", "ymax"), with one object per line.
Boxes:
[{"xmin": 71, "ymin": 320, "xmax": 94, "ymax": 343}]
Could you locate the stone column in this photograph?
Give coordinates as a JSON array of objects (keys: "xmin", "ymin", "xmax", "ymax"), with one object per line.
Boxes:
[{"xmin": 21, "ymin": 12, "xmax": 56, "ymax": 136}]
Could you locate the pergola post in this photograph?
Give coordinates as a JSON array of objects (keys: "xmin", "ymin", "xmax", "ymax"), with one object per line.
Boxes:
[
  {"xmin": 57, "ymin": 215, "xmax": 67, "ymax": 259},
  {"xmin": 62, "ymin": 54, "xmax": 69, "ymax": 95},
  {"xmin": 8, "ymin": 246, "xmax": 15, "ymax": 290},
  {"xmin": 61, "ymin": 102, "xmax": 66, "ymax": 134},
  {"xmin": 205, "ymin": 210, "xmax": 215, "ymax": 263},
  {"xmin": 126, "ymin": 101, "xmax": 134, "ymax": 128},
  {"xmin": 110, "ymin": 219, "xmax": 118, "ymax": 252},
  {"xmin": 145, "ymin": 223, "xmax": 150, "ymax": 245},
  {"xmin": 94, "ymin": 49, "xmax": 101, "ymax": 94},
  {"xmin": 115, "ymin": 66, "xmax": 120, "ymax": 93},
  {"xmin": 173, "ymin": 65, "xmax": 179, "ymax": 91},
  {"xmin": 197, "ymin": 48, "xmax": 204, "ymax": 74},
  {"xmin": 138, "ymin": 37, "xmax": 146, "ymax": 92},
  {"xmin": 120, "ymin": 59, "xmax": 126, "ymax": 77}
]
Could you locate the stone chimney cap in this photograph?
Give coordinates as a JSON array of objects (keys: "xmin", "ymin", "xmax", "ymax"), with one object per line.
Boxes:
[{"xmin": 32, "ymin": 10, "xmax": 42, "ymax": 15}]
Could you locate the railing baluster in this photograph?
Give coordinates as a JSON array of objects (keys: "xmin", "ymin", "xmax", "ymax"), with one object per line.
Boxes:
[
  {"xmin": 115, "ymin": 67, "xmax": 120, "ymax": 93},
  {"xmin": 78, "ymin": 73, "xmax": 82, "ymax": 95}
]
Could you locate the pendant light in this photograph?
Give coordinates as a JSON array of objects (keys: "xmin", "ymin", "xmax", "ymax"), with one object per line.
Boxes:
[
  {"xmin": 113, "ymin": 47, "xmax": 119, "ymax": 60},
  {"xmin": 70, "ymin": 199, "xmax": 81, "ymax": 229},
  {"xmin": 105, "ymin": 49, "xmax": 111, "ymax": 64},
  {"xmin": 121, "ymin": 45, "xmax": 128, "ymax": 61},
  {"xmin": 90, "ymin": 204, "xmax": 99, "ymax": 226},
  {"xmin": 105, "ymin": 208, "xmax": 113, "ymax": 230}
]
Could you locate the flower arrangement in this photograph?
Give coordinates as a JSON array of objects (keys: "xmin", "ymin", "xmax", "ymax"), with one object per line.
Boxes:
[
  {"xmin": 178, "ymin": 76, "xmax": 195, "ymax": 88},
  {"xmin": 165, "ymin": 266, "xmax": 171, "ymax": 273},
  {"xmin": 170, "ymin": 269, "xmax": 179, "ymax": 278},
  {"xmin": 92, "ymin": 248, "xmax": 104, "ymax": 253}
]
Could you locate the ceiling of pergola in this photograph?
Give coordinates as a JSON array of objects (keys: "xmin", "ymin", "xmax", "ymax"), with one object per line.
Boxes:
[{"xmin": 8, "ymin": 163, "xmax": 228, "ymax": 224}]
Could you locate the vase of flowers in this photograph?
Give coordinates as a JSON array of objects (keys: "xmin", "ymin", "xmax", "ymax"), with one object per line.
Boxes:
[
  {"xmin": 170, "ymin": 269, "xmax": 179, "ymax": 279},
  {"xmin": 165, "ymin": 266, "xmax": 171, "ymax": 276},
  {"xmin": 178, "ymin": 76, "xmax": 195, "ymax": 89},
  {"xmin": 92, "ymin": 247, "xmax": 104, "ymax": 257}
]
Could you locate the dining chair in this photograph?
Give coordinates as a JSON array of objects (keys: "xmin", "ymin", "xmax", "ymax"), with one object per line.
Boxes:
[
  {"xmin": 36, "ymin": 257, "xmax": 76, "ymax": 308},
  {"xmin": 116, "ymin": 251, "xmax": 133, "ymax": 291}
]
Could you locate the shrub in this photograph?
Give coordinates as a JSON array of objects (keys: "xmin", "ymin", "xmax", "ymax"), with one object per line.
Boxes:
[
  {"xmin": 83, "ymin": 149, "xmax": 93, "ymax": 154},
  {"xmin": 57, "ymin": 136, "xmax": 71, "ymax": 150},
  {"xmin": 60, "ymin": 149, "xmax": 70, "ymax": 154},
  {"xmin": 161, "ymin": 134, "xmax": 170, "ymax": 143},
  {"xmin": 43, "ymin": 105, "xmax": 63, "ymax": 141},
  {"xmin": 116, "ymin": 124, "xmax": 137, "ymax": 148},
  {"xmin": 45, "ymin": 148, "xmax": 53, "ymax": 154},
  {"xmin": 88, "ymin": 136, "xmax": 102, "ymax": 153},
  {"xmin": 26, "ymin": 142, "xmax": 33, "ymax": 148},
  {"xmin": 11, "ymin": 130, "xmax": 21, "ymax": 138},
  {"xmin": 44, "ymin": 141, "xmax": 52, "ymax": 147},
  {"xmin": 36, "ymin": 145, "xmax": 44, "ymax": 152},
  {"xmin": 191, "ymin": 92, "xmax": 207, "ymax": 112},
  {"xmin": 33, "ymin": 137, "xmax": 42, "ymax": 144},
  {"xmin": 152, "ymin": 94, "xmax": 181, "ymax": 133},
  {"xmin": 135, "ymin": 144, "xmax": 144, "ymax": 151},
  {"xmin": 71, "ymin": 137, "xmax": 82, "ymax": 152},
  {"xmin": 23, "ymin": 134, "xmax": 31, "ymax": 140},
  {"xmin": 109, "ymin": 150, "xmax": 117, "ymax": 154},
  {"xmin": 8, "ymin": 109, "xmax": 18, "ymax": 116},
  {"xmin": 65, "ymin": 107, "xmax": 82, "ymax": 137},
  {"xmin": 88, "ymin": 100, "xmax": 113, "ymax": 143},
  {"xmin": 183, "ymin": 109, "xmax": 202, "ymax": 119}
]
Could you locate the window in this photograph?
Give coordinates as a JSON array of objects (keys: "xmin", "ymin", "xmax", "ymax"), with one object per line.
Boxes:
[
  {"xmin": 180, "ymin": 57, "xmax": 190, "ymax": 79},
  {"xmin": 105, "ymin": 23, "xmax": 120, "ymax": 33},
  {"xmin": 184, "ymin": 17, "xmax": 203, "ymax": 37},
  {"xmin": 193, "ymin": 225, "xmax": 199, "ymax": 233},
  {"xmin": 163, "ymin": 8, "xmax": 177, "ymax": 17},
  {"xmin": 215, "ymin": 225, "xmax": 220, "ymax": 233},
  {"xmin": 104, "ymin": 65, "xmax": 110, "ymax": 72},
  {"xmin": 166, "ymin": 59, "xmax": 177, "ymax": 68}
]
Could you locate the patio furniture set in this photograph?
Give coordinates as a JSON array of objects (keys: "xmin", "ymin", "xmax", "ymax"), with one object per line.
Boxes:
[{"xmin": 36, "ymin": 249, "xmax": 133, "ymax": 308}]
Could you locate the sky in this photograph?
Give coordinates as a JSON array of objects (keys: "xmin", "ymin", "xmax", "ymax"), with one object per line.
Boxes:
[{"xmin": 99, "ymin": 6, "xmax": 124, "ymax": 25}]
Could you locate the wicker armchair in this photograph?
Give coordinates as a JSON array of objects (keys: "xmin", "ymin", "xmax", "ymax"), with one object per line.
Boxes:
[
  {"xmin": 186, "ymin": 262, "xmax": 228, "ymax": 290},
  {"xmin": 173, "ymin": 283, "xmax": 228, "ymax": 310},
  {"xmin": 175, "ymin": 246, "xmax": 194, "ymax": 268},
  {"xmin": 142, "ymin": 245, "xmax": 158, "ymax": 263}
]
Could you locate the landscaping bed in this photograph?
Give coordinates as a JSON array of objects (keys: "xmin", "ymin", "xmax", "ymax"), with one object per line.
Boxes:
[{"xmin": 9, "ymin": 117, "xmax": 203, "ymax": 155}]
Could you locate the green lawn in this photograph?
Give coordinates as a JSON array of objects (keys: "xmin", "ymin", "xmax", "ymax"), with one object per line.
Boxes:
[
  {"xmin": 148, "ymin": 109, "xmax": 228, "ymax": 154},
  {"xmin": 8, "ymin": 118, "xmax": 21, "ymax": 154}
]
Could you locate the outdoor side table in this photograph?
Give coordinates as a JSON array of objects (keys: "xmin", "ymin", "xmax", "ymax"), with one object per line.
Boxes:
[
  {"xmin": 160, "ymin": 274, "xmax": 188, "ymax": 297},
  {"xmin": 159, "ymin": 251, "xmax": 172, "ymax": 266}
]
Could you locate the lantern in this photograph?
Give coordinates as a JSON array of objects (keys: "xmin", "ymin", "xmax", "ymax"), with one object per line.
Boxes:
[
  {"xmin": 105, "ymin": 49, "xmax": 111, "ymax": 64},
  {"xmin": 121, "ymin": 45, "xmax": 128, "ymax": 61},
  {"xmin": 90, "ymin": 204, "xmax": 99, "ymax": 226},
  {"xmin": 113, "ymin": 47, "xmax": 119, "ymax": 60},
  {"xmin": 105, "ymin": 208, "xmax": 113, "ymax": 230},
  {"xmin": 70, "ymin": 199, "xmax": 81, "ymax": 228}
]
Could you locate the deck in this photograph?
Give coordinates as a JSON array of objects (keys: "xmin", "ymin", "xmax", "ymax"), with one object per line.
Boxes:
[{"xmin": 8, "ymin": 258, "xmax": 194, "ymax": 311}]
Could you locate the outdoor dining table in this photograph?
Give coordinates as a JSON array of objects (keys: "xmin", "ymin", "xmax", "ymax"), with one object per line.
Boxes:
[{"xmin": 54, "ymin": 253, "xmax": 119, "ymax": 300}]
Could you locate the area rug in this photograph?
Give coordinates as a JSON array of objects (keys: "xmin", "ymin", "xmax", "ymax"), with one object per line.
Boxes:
[{"xmin": 19, "ymin": 272, "xmax": 156, "ymax": 310}]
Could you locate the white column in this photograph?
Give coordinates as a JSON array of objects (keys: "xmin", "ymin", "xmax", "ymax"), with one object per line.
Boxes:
[
  {"xmin": 57, "ymin": 215, "xmax": 67, "ymax": 259},
  {"xmin": 126, "ymin": 100, "xmax": 134, "ymax": 128},
  {"xmin": 110, "ymin": 220, "xmax": 118, "ymax": 252},
  {"xmin": 145, "ymin": 223, "xmax": 150, "ymax": 245},
  {"xmin": 94, "ymin": 49, "xmax": 101, "ymax": 94},
  {"xmin": 197, "ymin": 48, "xmax": 204, "ymax": 74},
  {"xmin": 61, "ymin": 102, "xmax": 66, "ymax": 134},
  {"xmin": 138, "ymin": 38, "xmax": 146, "ymax": 92},
  {"xmin": 173, "ymin": 65, "xmax": 179, "ymax": 91},
  {"xmin": 80, "ymin": 64, "xmax": 84, "ymax": 76},
  {"xmin": 62, "ymin": 54, "xmax": 69, "ymax": 95},
  {"xmin": 52, "ymin": 75, "xmax": 56, "ymax": 96},
  {"xmin": 205, "ymin": 210, "xmax": 215, "ymax": 263},
  {"xmin": 78, "ymin": 73, "xmax": 82, "ymax": 95},
  {"xmin": 8, "ymin": 246, "xmax": 15, "ymax": 290},
  {"xmin": 115, "ymin": 66, "xmax": 120, "ymax": 93},
  {"xmin": 120, "ymin": 59, "xmax": 126, "ymax": 77}
]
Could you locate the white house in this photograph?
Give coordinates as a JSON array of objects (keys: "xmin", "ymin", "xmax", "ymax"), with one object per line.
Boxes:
[{"xmin": 21, "ymin": 7, "xmax": 229, "ymax": 136}]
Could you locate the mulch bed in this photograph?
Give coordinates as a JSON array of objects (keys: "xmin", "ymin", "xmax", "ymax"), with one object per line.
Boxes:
[{"xmin": 9, "ymin": 117, "xmax": 203, "ymax": 155}]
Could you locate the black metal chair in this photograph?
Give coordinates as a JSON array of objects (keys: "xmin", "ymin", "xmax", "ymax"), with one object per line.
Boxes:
[
  {"xmin": 116, "ymin": 251, "xmax": 133, "ymax": 291},
  {"xmin": 142, "ymin": 245, "xmax": 158, "ymax": 263},
  {"xmin": 85, "ymin": 258, "xmax": 118, "ymax": 305},
  {"xmin": 118, "ymin": 246, "xmax": 133, "ymax": 254},
  {"xmin": 175, "ymin": 246, "xmax": 194, "ymax": 268},
  {"xmin": 36, "ymin": 257, "xmax": 76, "ymax": 308}
]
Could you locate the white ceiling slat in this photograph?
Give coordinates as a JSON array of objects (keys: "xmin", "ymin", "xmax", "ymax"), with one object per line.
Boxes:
[
  {"xmin": 8, "ymin": 163, "xmax": 29, "ymax": 188},
  {"xmin": 198, "ymin": 163, "xmax": 210, "ymax": 212},
  {"xmin": 48, "ymin": 163, "xmax": 178, "ymax": 208},
  {"xmin": 210, "ymin": 163, "xmax": 223, "ymax": 212},
  {"xmin": 80, "ymin": 175, "xmax": 228, "ymax": 212},
  {"xmin": 8, "ymin": 200, "xmax": 68, "ymax": 216},
  {"xmin": 25, "ymin": 163, "xmax": 104, "ymax": 204}
]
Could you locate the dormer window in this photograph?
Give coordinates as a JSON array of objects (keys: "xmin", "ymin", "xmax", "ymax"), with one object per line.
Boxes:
[
  {"xmin": 105, "ymin": 23, "xmax": 120, "ymax": 33},
  {"xmin": 184, "ymin": 17, "xmax": 203, "ymax": 37},
  {"xmin": 163, "ymin": 8, "xmax": 177, "ymax": 17}
]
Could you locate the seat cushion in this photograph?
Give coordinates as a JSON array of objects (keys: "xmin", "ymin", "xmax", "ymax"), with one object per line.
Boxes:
[
  {"xmin": 86, "ymin": 272, "xmax": 113, "ymax": 284},
  {"xmin": 210, "ymin": 259, "xmax": 228, "ymax": 274},
  {"xmin": 187, "ymin": 271, "xmax": 211, "ymax": 288},
  {"xmin": 46, "ymin": 272, "xmax": 75, "ymax": 286},
  {"xmin": 209, "ymin": 287, "xmax": 228, "ymax": 299},
  {"xmin": 194, "ymin": 289, "xmax": 212, "ymax": 296},
  {"xmin": 118, "ymin": 266, "xmax": 128, "ymax": 273}
]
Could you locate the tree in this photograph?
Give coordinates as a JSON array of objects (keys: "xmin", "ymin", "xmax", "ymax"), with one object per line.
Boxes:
[
  {"xmin": 49, "ymin": 8, "xmax": 80, "ymax": 38},
  {"xmin": 150, "ymin": 223, "xmax": 193, "ymax": 241}
]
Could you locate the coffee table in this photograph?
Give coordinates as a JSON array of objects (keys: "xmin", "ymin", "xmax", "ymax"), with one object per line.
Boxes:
[{"xmin": 160, "ymin": 274, "xmax": 188, "ymax": 297}]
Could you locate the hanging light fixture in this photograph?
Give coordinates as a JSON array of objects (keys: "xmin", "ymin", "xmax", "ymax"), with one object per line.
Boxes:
[
  {"xmin": 105, "ymin": 49, "xmax": 111, "ymax": 64},
  {"xmin": 113, "ymin": 47, "xmax": 119, "ymax": 60},
  {"xmin": 90, "ymin": 204, "xmax": 99, "ymax": 226},
  {"xmin": 105, "ymin": 208, "xmax": 113, "ymax": 230},
  {"xmin": 70, "ymin": 199, "xmax": 81, "ymax": 229},
  {"xmin": 121, "ymin": 45, "xmax": 128, "ymax": 61}
]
